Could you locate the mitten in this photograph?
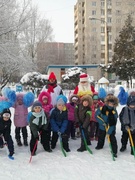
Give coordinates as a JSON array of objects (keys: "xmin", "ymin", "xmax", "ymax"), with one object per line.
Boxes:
[{"xmin": 125, "ymin": 125, "xmax": 130, "ymax": 131}]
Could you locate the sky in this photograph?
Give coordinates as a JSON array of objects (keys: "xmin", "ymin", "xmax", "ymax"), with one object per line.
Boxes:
[
  {"xmin": 1, "ymin": 86, "xmax": 135, "ymax": 180},
  {"xmin": 32, "ymin": 0, "xmax": 77, "ymax": 43}
]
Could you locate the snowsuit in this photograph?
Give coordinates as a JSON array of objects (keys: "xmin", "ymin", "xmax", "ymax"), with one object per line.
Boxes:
[
  {"xmin": 95, "ymin": 105, "xmax": 118, "ymax": 155},
  {"xmin": 119, "ymin": 105, "xmax": 135, "ymax": 154},
  {"xmin": 90, "ymin": 100, "xmax": 104, "ymax": 140},
  {"xmin": 50, "ymin": 107, "xmax": 69, "ymax": 152},
  {"xmin": 29, "ymin": 110, "xmax": 51, "ymax": 153},
  {"xmin": 0, "ymin": 116, "xmax": 14, "ymax": 156},
  {"xmin": 75, "ymin": 95, "xmax": 93, "ymax": 151}
]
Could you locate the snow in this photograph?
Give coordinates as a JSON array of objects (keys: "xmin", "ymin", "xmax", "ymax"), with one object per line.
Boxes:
[{"xmin": 1, "ymin": 95, "xmax": 135, "ymax": 180}]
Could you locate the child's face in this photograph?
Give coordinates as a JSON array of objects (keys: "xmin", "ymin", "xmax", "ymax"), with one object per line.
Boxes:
[
  {"xmin": 49, "ymin": 78, "xmax": 55, "ymax": 83},
  {"xmin": 108, "ymin": 102, "xmax": 114, "ymax": 107},
  {"xmin": 129, "ymin": 105, "xmax": 135, "ymax": 108},
  {"xmin": 43, "ymin": 98, "xmax": 48, "ymax": 104},
  {"xmin": 83, "ymin": 100, "xmax": 89, "ymax": 107},
  {"xmin": 33, "ymin": 106, "xmax": 42, "ymax": 113},
  {"xmin": 93, "ymin": 99, "xmax": 98, "ymax": 104},
  {"xmin": 57, "ymin": 104, "xmax": 65, "ymax": 111},
  {"xmin": 18, "ymin": 99, "xmax": 23, "ymax": 105},
  {"xmin": 3, "ymin": 114, "xmax": 10, "ymax": 121}
]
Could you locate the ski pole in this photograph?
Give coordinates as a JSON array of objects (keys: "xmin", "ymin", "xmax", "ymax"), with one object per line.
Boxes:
[
  {"xmin": 59, "ymin": 133, "xmax": 67, "ymax": 157},
  {"xmin": 97, "ymin": 115, "xmax": 115, "ymax": 161},
  {"xmin": 127, "ymin": 128, "xmax": 135, "ymax": 158},
  {"xmin": 29, "ymin": 131, "xmax": 42, "ymax": 163},
  {"xmin": 81, "ymin": 126, "xmax": 93, "ymax": 154},
  {"xmin": 105, "ymin": 125, "xmax": 115, "ymax": 161}
]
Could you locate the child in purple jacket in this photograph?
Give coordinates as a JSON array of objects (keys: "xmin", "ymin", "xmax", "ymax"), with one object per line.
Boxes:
[
  {"xmin": 13, "ymin": 92, "xmax": 34, "ymax": 146},
  {"xmin": 66, "ymin": 95, "xmax": 80, "ymax": 140}
]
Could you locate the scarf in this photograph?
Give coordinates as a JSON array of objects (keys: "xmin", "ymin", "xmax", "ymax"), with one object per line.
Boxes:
[
  {"xmin": 123, "ymin": 106, "xmax": 135, "ymax": 130},
  {"xmin": 32, "ymin": 109, "xmax": 47, "ymax": 126},
  {"xmin": 47, "ymin": 84, "xmax": 57, "ymax": 93}
]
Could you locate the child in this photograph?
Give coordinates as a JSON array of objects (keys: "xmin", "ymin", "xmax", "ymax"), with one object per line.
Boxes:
[
  {"xmin": 0, "ymin": 109, "xmax": 14, "ymax": 158},
  {"xmin": 13, "ymin": 92, "xmax": 34, "ymax": 146},
  {"xmin": 75, "ymin": 95, "xmax": 93, "ymax": 152},
  {"xmin": 66, "ymin": 95, "xmax": 80, "ymax": 140},
  {"xmin": 50, "ymin": 95, "xmax": 70, "ymax": 152},
  {"xmin": 95, "ymin": 95, "xmax": 119, "ymax": 157},
  {"xmin": 119, "ymin": 95, "xmax": 135, "ymax": 154},
  {"xmin": 38, "ymin": 91, "xmax": 53, "ymax": 144},
  {"xmin": 90, "ymin": 92, "xmax": 104, "ymax": 141},
  {"xmin": 29, "ymin": 101, "xmax": 52, "ymax": 155}
]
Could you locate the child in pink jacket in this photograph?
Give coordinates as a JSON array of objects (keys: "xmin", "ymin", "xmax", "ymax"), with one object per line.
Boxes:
[
  {"xmin": 90, "ymin": 92, "xmax": 104, "ymax": 141},
  {"xmin": 13, "ymin": 92, "xmax": 34, "ymax": 146}
]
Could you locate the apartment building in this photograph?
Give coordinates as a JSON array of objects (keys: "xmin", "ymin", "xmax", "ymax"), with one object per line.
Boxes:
[
  {"xmin": 37, "ymin": 42, "xmax": 75, "ymax": 73},
  {"xmin": 74, "ymin": 0, "xmax": 135, "ymax": 65}
]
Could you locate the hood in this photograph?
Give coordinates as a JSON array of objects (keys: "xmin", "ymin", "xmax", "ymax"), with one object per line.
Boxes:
[{"xmin": 38, "ymin": 91, "xmax": 51, "ymax": 105}]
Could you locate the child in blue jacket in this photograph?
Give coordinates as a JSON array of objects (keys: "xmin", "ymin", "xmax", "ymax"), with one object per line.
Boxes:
[
  {"xmin": 95, "ymin": 95, "xmax": 119, "ymax": 157},
  {"xmin": 50, "ymin": 95, "xmax": 70, "ymax": 152}
]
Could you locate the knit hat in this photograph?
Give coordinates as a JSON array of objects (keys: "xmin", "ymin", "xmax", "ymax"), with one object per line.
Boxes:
[
  {"xmin": 107, "ymin": 89, "xmax": 114, "ymax": 96},
  {"xmin": 49, "ymin": 72, "xmax": 56, "ymax": 80},
  {"xmin": 2, "ymin": 108, "xmax": 11, "ymax": 118},
  {"xmin": 56, "ymin": 95, "xmax": 67, "ymax": 105},
  {"xmin": 127, "ymin": 95, "xmax": 135, "ymax": 106},
  {"xmin": 93, "ymin": 95, "xmax": 99, "ymax": 100},
  {"xmin": 79, "ymin": 73, "xmax": 88, "ymax": 82},
  {"xmin": 32, "ymin": 101, "xmax": 42, "ymax": 110}
]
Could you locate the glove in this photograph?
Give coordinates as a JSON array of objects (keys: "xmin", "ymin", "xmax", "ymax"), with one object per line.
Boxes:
[
  {"xmin": 35, "ymin": 136, "xmax": 39, "ymax": 141},
  {"xmin": 58, "ymin": 131, "xmax": 61, "ymax": 136},
  {"xmin": 125, "ymin": 125, "xmax": 130, "ymax": 131},
  {"xmin": 103, "ymin": 122, "xmax": 107, "ymax": 127}
]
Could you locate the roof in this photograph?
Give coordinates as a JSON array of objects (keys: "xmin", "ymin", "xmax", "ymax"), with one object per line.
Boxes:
[
  {"xmin": 98, "ymin": 77, "xmax": 109, "ymax": 84},
  {"xmin": 46, "ymin": 64, "xmax": 99, "ymax": 71}
]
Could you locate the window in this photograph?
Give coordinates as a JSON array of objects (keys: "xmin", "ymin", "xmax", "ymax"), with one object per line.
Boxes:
[
  {"xmin": 101, "ymin": 9, "xmax": 105, "ymax": 15},
  {"xmin": 92, "ymin": 1, "xmax": 96, "ymax": 6},
  {"xmin": 116, "ymin": 19, "xmax": 121, "ymax": 23},
  {"xmin": 101, "ymin": 53, "xmax": 105, "ymax": 58},
  {"xmin": 101, "ymin": 1, "xmax": 105, "ymax": 7},
  {"xmin": 92, "ymin": 10, "xmax": 96, "ymax": 15},
  {"xmin": 101, "ymin": 35, "xmax": 105, "ymax": 41},
  {"xmin": 92, "ymin": 27, "xmax": 97, "ymax": 32},
  {"xmin": 101, "ymin": 45, "xmax": 105, "ymax": 50},
  {"xmin": 101, "ymin": 27, "xmax": 105, "ymax": 33},
  {"xmin": 107, "ymin": 17, "xmax": 112, "ymax": 23}
]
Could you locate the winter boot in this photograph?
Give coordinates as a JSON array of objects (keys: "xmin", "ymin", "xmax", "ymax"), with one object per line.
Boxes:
[
  {"xmin": 95, "ymin": 146, "xmax": 103, "ymax": 150},
  {"xmin": 77, "ymin": 146, "xmax": 86, "ymax": 152},
  {"xmin": 24, "ymin": 139, "xmax": 28, "ymax": 146},
  {"xmin": 16, "ymin": 139, "xmax": 22, "ymax": 146},
  {"xmin": 120, "ymin": 145, "xmax": 126, "ymax": 152}
]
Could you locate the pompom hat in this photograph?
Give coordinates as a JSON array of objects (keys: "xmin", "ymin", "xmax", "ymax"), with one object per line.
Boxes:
[
  {"xmin": 80, "ymin": 73, "xmax": 88, "ymax": 82},
  {"xmin": 56, "ymin": 95, "xmax": 67, "ymax": 105},
  {"xmin": 49, "ymin": 72, "xmax": 56, "ymax": 80}
]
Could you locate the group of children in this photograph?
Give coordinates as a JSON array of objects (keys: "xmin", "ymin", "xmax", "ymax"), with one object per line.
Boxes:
[{"xmin": 1, "ymin": 84, "xmax": 135, "ymax": 159}]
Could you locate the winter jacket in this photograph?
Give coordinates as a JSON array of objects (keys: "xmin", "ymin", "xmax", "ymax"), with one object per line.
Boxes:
[
  {"xmin": 75, "ymin": 104, "xmax": 92, "ymax": 129},
  {"xmin": 38, "ymin": 91, "xmax": 53, "ymax": 118},
  {"xmin": 91, "ymin": 101, "xmax": 104, "ymax": 122},
  {"xmin": 14, "ymin": 104, "xmax": 28, "ymax": 127},
  {"xmin": 29, "ymin": 112, "xmax": 48, "ymax": 139},
  {"xmin": 42, "ymin": 83, "xmax": 63, "ymax": 107},
  {"xmin": 95, "ymin": 105, "xmax": 118, "ymax": 134},
  {"xmin": 50, "ymin": 107, "xmax": 68, "ymax": 134},
  {"xmin": 0, "ymin": 118, "xmax": 12, "ymax": 141},
  {"xmin": 66, "ymin": 103, "xmax": 76, "ymax": 121},
  {"xmin": 119, "ymin": 106, "xmax": 135, "ymax": 133}
]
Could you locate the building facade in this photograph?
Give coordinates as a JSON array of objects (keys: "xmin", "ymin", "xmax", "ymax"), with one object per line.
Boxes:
[
  {"xmin": 37, "ymin": 42, "xmax": 75, "ymax": 73},
  {"xmin": 74, "ymin": 0, "xmax": 135, "ymax": 65}
]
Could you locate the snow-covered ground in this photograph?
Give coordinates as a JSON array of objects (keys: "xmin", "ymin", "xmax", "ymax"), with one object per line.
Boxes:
[{"xmin": 0, "ymin": 104, "xmax": 135, "ymax": 180}]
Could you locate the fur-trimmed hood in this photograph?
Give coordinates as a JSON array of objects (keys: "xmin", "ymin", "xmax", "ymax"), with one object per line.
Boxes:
[
  {"xmin": 38, "ymin": 91, "xmax": 52, "ymax": 105},
  {"xmin": 104, "ymin": 95, "xmax": 119, "ymax": 107},
  {"xmin": 81, "ymin": 95, "xmax": 93, "ymax": 106},
  {"xmin": 69, "ymin": 94, "xmax": 80, "ymax": 104}
]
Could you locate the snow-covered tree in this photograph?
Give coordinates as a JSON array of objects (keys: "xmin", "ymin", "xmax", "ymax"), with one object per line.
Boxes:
[{"xmin": 107, "ymin": 15, "xmax": 135, "ymax": 87}]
